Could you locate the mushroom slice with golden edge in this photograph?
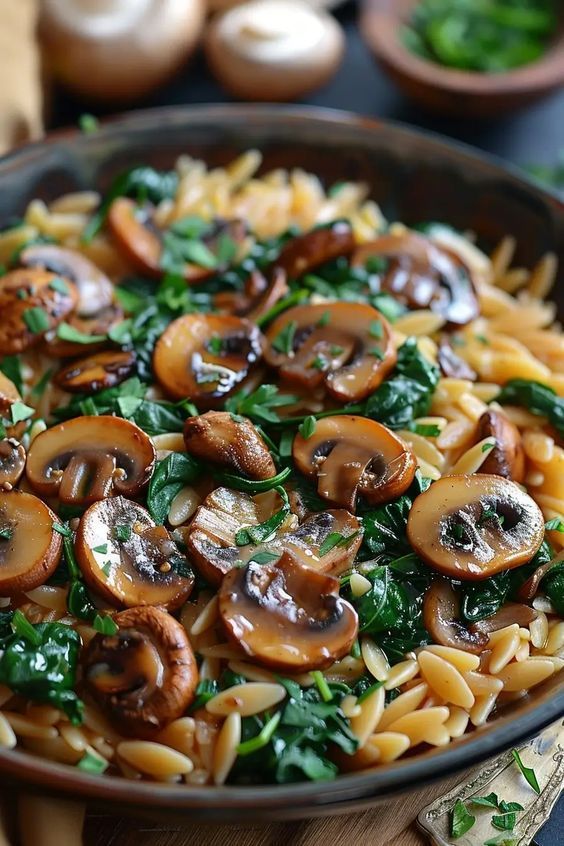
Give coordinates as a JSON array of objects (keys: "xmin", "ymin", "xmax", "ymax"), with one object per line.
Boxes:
[
  {"xmin": 44, "ymin": 303, "xmax": 125, "ymax": 358},
  {"xmin": 186, "ymin": 486, "xmax": 361, "ymax": 585},
  {"xmin": 407, "ymin": 474, "xmax": 545, "ymax": 580},
  {"xmin": 476, "ymin": 410, "xmax": 525, "ymax": 483},
  {"xmin": 108, "ymin": 198, "xmax": 246, "ymax": 282},
  {"xmin": 264, "ymin": 302, "xmax": 396, "ymax": 403},
  {"xmin": 183, "ymin": 411, "xmax": 276, "ymax": 480},
  {"xmin": 26, "ymin": 416, "xmax": 155, "ymax": 506},
  {"xmin": 153, "ymin": 313, "xmax": 263, "ymax": 404},
  {"xmin": 293, "ymin": 415, "xmax": 416, "ymax": 511},
  {"xmin": 423, "ymin": 580, "xmax": 488, "ymax": 655},
  {"xmin": 76, "ymin": 496, "xmax": 193, "ymax": 610},
  {"xmin": 54, "ymin": 350, "xmax": 136, "ymax": 394},
  {"xmin": 0, "ymin": 372, "xmax": 27, "ymax": 439},
  {"xmin": 20, "ymin": 245, "xmax": 114, "ymax": 317},
  {"xmin": 0, "ymin": 490, "xmax": 62, "ymax": 593},
  {"xmin": 0, "ymin": 439, "xmax": 26, "ymax": 489},
  {"xmin": 0, "ymin": 268, "xmax": 78, "ymax": 355},
  {"xmin": 83, "ymin": 605, "xmax": 198, "ymax": 738},
  {"xmin": 219, "ymin": 550, "xmax": 358, "ymax": 672},
  {"xmin": 275, "ymin": 221, "xmax": 355, "ymax": 279},
  {"xmin": 351, "ymin": 230, "xmax": 478, "ymax": 326}
]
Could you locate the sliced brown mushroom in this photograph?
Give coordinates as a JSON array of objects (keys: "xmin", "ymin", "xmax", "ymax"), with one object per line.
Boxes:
[
  {"xmin": 407, "ymin": 474, "xmax": 545, "ymax": 580},
  {"xmin": 351, "ymin": 230, "xmax": 479, "ymax": 326},
  {"xmin": 108, "ymin": 198, "xmax": 246, "ymax": 282},
  {"xmin": 44, "ymin": 303, "xmax": 125, "ymax": 358},
  {"xmin": 437, "ymin": 336, "xmax": 477, "ymax": 380},
  {"xmin": 0, "ymin": 268, "xmax": 78, "ymax": 355},
  {"xmin": 293, "ymin": 415, "xmax": 416, "ymax": 511},
  {"xmin": 0, "ymin": 372, "xmax": 26, "ymax": 439},
  {"xmin": 275, "ymin": 221, "xmax": 355, "ymax": 279},
  {"xmin": 470, "ymin": 602, "xmax": 537, "ymax": 634},
  {"xmin": 517, "ymin": 549, "xmax": 564, "ymax": 603},
  {"xmin": 0, "ymin": 439, "xmax": 26, "ymax": 489},
  {"xmin": 185, "ymin": 486, "xmax": 361, "ymax": 585},
  {"xmin": 476, "ymin": 410, "xmax": 525, "ymax": 483},
  {"xmin": 54, "ymin": 350, "xmax": 136, "ymax": 394},
  {"xmin": 83, "ymin": 605, "xmax": 198, "ymax": 737},
  {"xmin": 423, "ymin": 580, "xmax": 488, "ymax": 654},
  {"xmin": 219, "ymin": 550, "xmax": 358, "ymax": 671},
  {"xmin": 76, "ymin": 496, "xmax": 194, "ymax": 610},
  {"xmin": 183, "ymin": 411, "xmax": 276, "ymax": 480},
  {"xmin": 153, "ymin": 313, "xmax": 263, "ymax": 404},
  {"xmin": 26, "ymin": 415, "xmax": 155, "ymax": 506},
  {"xmin": 264, "ymin": 302, "xmax": 396, "ymax": 403},
  {"xmin": 0, "ymin": 489, "xmax": 62, "ymax": 593},
  {"xmin": 215, "ymin": 266, "xmax": 290, "ymax": 324},
  {"xmin": 20, "ymin": 245, "xmax": 114, "ymax": 317}
]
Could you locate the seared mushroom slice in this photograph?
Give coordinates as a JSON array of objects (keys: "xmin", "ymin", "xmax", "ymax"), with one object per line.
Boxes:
[
  {"xmin": 293, "ymin": 415, "xmax": 416, "ymax": 511},
  {"xmin": 108, "ymin": 198, "xmax": 246, "ymax": 282},
  {"xmin": 437, "ymin": 336, "xmax": 477, "ymax": 380},
  {"xmin": 275, "ymin": 221, "xmax": 355, "ymax": 279},
  {"xmin": 0, "ymin": 372, "xmax": 27, "ymax": 439},
  {"xmin": 476, "ymin": 410, "xmax": 525, "ymax": 483},
  {"xmin": 76, "ymin": 496, "xmax": 194, "ymax": 610},
  {"xmin": 0, "ymin": 268, "xmax": 78, "ymax": 355},
  {"xmin": 83, "ymin": 605, "xmax": 198, "ymax": 738},
  {"xmin": 54, "ymin": 350, "xmax": 136, "ymax": 394},
  {"xmin": 215, "ymin": 267, "xmax": 290, "ymax": 323},
  {"xmin": 186, "ymin": 486, "xmax": 361, "ymax": 585},
  {"xmin": 423, "ymin": 580, "xmax": 488, "ymax": 655},
  {"xmin": 0, "ymin": 490, "xmax": 62, "ymax": 593},
  {"xmin": 407, "ymin": 474, "xmax": 545, "ymax": 580},
  {"xmin": 44, "ymin": 303, "xmax": 125, "ymax": 358},
  {"xmin": 153, "ymin": 313, "xmax": 263, "ymax": 404},
  {"xmin": 264, "ymin": 302, "xmax": 396, "ymax": 403},
  {"xmin": 219, "ymin": 550, "xmax": 358, "ymax": 672},
  {"xmin": 20, "ymin": 245, "xmax": 113, "ymax": 317},
  {"xmin": 351, "ymin": 230, "xmax": 478, "ymax": 326},
  {"xmin": 26, "ymin": 415, "xmax": 155, "ymax": 506},
  {"xmin": 183, "ymin": 411, "xmax": 276, "ymax": 480},
  {"xmin": 0, "ymin": 439, "xmax": 26, "ymax": 489}
]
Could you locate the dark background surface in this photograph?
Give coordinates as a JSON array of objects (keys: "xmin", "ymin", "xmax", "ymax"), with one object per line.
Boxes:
[{"xmin": 50, "ymin": 4, "xmax": 563, "ymax": 844}]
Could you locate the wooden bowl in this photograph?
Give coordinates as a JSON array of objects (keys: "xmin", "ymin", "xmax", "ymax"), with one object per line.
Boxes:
[{"xmin": 360, "ymin": 0, "xmax": 564, "ymax": 117}]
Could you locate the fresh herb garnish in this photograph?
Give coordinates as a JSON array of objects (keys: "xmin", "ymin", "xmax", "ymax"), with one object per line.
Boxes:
[
  {"xmin": 23, "ymin": 306, "xmax": 50, "ymax": 334},
  {"xmin": 225, "ymin": 384, "xmax": 299, "ymax": 425},
  {"xmin": 272, "ymin": 320, "xmax": 297, "ymax": 356},
  {"xmin": 56, "ymin": 323, "xmax": 106, "ymax": 344},
  {"xmin": 10, "ymin": 400, "xmax": 34, "ymax": 425},
  {"xmin": 147, "ymin": 452, "xmax": 201, "ymax": 524},
  {"xmin": 495, "ymin": 379, "xmax": 564, "ymax": 438},
  {"xmin": 298, "ymin": 415, "xmax": 316, "ymax": 440},
  {"xmin": 511, "ymin": 748, "xmax": 540, "ymax": 794},
  {"xmin": 450, "ymin": 798, "xmax": 475, "ymax": 839}
]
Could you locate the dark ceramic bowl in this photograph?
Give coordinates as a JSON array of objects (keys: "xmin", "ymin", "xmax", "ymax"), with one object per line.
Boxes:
[{"xmin": 0, "ymin": 105, "xmax": 563, "ymax": 822}]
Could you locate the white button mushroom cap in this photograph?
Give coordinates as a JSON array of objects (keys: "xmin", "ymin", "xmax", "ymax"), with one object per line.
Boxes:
[{"xmin": 205, "ymin": 0, "xmax": 345, "ymax": 101}]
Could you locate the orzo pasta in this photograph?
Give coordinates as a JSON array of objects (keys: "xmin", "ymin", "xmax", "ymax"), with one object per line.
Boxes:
[{"xmin": 0, "ymin": 151, "xmax": 562, "ymax": 786}]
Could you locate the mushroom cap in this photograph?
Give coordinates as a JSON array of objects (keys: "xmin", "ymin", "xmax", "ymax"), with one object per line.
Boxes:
[
  {"xmin": 54, "ymin": 350, "xmax": 136, "ymax": 394},
  {"xmin": 43, "ymin": 304, "xmax": 125, "ymax": 358},
  {"xmin": 219, "ymin": 550, "xmax": 358, "ymax": 671},
  {"xmin": 186, "ymin": 485, "xmax": 362, "ymax": 585},
  {"xmin": 83, "ymin": 605, "xmax": 198, "ymax": 737},
  {"xmin": 76, "ymin": 496, "xmax": 194, "ymax": 610},
  {"xmin": 476, "ymin": 410, "xmax": 525, "ymax": 484},
  {"xmin": 20, "ymin": 244, "xmax": 114, "ymax": 318},
  {"xmin": 153, "ymin": 313, "xmax": 264, "ymax": 404},
  {"xmin": 423, "ymin": 580, "xmax": 488, "ymax": 655},
  {"xmin": 407, "ymin": 474, "xmax": 545, "ymax": 580},
  {"xmin": 0, "ymin": 268, "xmax": 78, "ymax": 355},
  {"xmin": 293, "ymin": 415, "xmax": 417, "ymax": 511},
  {"xmin": 275, "ymin": 221, "xmax": 355, "ymax": 279},
  {"xmin": 0, "ymin": 489, "xmax": 62, "ymax": 594},
  {"xmin": 183, "ymin": 411, "xmax": 276, "ymax": 480},
  {"xmin": 205, "ymin": 0, "xmax": 344, "ymax": 102},
  {"xmin": 264, "ymin": 302, "xmax": 396, "ymax": 402},
  {"xmin": 0, "ymin": 439, "xmax": 26, "ymax": 488},
  {"xmin": 351, "ymin": 231, "xmax": 479, "ymax": 326},
  {"xmin": 26, "ymin": 415, "xmax": 155, "ymax": 506}
]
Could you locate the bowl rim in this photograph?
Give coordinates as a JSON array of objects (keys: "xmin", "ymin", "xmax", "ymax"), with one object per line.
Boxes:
[
  {"xmin": 0, "ymin": 103, "xmax": 563, "ymax": 818},
  {"xmin": 360, "ymin": 0, "xmax": 564, "ymax": 95}
]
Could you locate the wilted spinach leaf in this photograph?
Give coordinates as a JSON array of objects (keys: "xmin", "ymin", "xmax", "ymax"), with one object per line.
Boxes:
[
  {"xmin": 496, "ymin": 379, "xmax": 564, "ymax": 438},
  {"xmin": 0, "ymin": 611, "xmax": 83, "ymax": 723},
  {"xmin": 147, "ymin": 452, "xmax": 201, "ymax": 524}
]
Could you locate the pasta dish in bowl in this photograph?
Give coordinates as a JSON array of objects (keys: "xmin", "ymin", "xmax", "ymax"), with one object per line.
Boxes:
[{"xmin": 0, "ymin": 105, "xmax": 562, "ymax": 818}]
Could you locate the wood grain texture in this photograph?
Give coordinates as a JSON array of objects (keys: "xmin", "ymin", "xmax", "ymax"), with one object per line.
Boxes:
[{"xmin": 76, "ymin": 769, "xmax": 476, "ymax": 846}]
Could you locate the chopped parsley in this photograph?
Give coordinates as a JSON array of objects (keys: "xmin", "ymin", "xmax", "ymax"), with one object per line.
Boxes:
[{"xmin": 23, "ymin": 307, "xmax": 50, "ymax": 334}]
